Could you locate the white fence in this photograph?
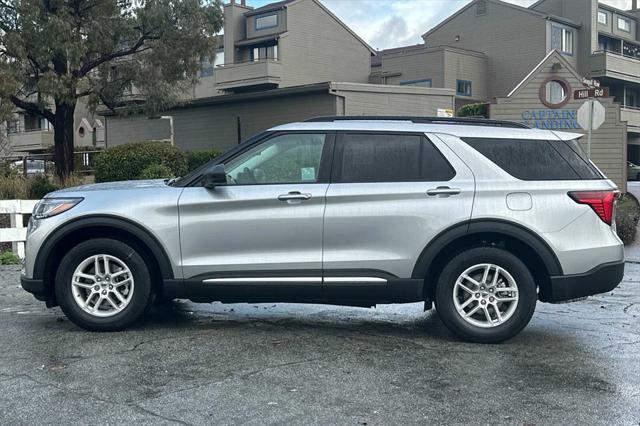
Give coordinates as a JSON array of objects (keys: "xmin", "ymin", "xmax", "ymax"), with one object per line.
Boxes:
[{"xmin": 0, "ymin": 200, "xmax": 39, "ymax": 258}]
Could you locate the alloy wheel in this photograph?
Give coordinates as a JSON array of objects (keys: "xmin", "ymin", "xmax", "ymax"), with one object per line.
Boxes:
[
  {"xmin": 70, "ymin": 254, "xmax": 135, "ymax": 318},
  {"xmin": 453, "ymin": 263, "xmax": 519, "ymax": 328}
]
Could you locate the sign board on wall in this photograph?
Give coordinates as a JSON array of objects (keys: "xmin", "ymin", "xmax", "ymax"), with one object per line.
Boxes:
[
  {"xmin": 437, "ymin": 108, "xmax": 454, "ymax": 118},
  {"xmin": 520, "ymin": 109, "xmax": 581, "ymax": 129}
]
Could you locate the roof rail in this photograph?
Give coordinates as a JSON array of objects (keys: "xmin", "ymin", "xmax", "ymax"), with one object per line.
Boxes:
[{"xmin": 305, "ymin": 116, "xmax": 530, "ymax": 129}]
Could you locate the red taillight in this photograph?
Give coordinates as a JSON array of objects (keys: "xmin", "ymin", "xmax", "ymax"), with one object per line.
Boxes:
[{"xmin": 568, "ymin": 191, "xmax": 619, "ymax": 225}]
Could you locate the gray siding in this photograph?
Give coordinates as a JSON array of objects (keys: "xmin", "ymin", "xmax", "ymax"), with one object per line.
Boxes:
[
  {"xmin": 423, "ymin": 0, "xmax": 547, "ymax": 99},
  {"xmin": 105, "ymin": 92, "xmax": 336, "ymax": 152},
  {"xmin": 245, "ymin": 9, "xmax": 287, "ymax": 39},
  {"xmin": 280, "ymin": 0, "xmax": 371, "ymax": 87},
  {"xmin": 490, "ymin": 55, "xmax": 627, "ymax": 190},
  {"xmin": 333, "ymin": 84, "xmax": 455, "ymax": 116}
]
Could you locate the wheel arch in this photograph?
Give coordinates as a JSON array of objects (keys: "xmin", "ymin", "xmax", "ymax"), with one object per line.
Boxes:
[
  {"xmin": 34, "ymin": 215, "xmax": 175, "ymax": 303},
  {"xmin": 413, "ymin": 219, "xmax": 562, "ymax": 302}
]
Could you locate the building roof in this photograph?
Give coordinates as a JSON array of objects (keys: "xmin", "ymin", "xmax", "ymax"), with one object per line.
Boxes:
[
  {"xmin": 421, "ymin": 0, "xmax": 579, "ymax": 40},
  {"xmin": 505, "ymin": 49, "xmax": 584, "ymax": 98},
  {"xmin": 245, "ymin": 0, "xmax": 294, "ymax": 16}
]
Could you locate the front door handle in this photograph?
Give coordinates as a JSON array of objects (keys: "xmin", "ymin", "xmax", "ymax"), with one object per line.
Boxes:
[
  {"xmin": 278, "ymin": 191, "xmax": 312, "ymax": 202},
  {"xmin": 427, "ymin": 186, "xmax": 461, "ymax": 197}
]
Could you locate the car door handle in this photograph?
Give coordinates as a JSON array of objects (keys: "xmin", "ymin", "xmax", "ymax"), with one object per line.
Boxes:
[
  {"xmin": 427, "ymin": 186, "xmax": 461, "ymax": 197},
  {"xmin": 277, "ymin": 191, "xmax": 312, "ymax": 201}
]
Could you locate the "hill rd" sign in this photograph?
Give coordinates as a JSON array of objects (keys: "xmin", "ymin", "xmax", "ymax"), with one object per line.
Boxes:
[{"xmin": 573, "ymin": 87, "xmax": 609, "ymax": 100}]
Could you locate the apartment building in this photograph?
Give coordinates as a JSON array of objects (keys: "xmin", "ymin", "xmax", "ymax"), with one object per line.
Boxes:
[
  {"xmin": 4, "ymin": 101, "xmax": 105, "ymax": 158},
  {"xmin": 373, "ymin": 0, "xmax": 639, "ymax": 188},
  {"xmin": 101, "ymin": 0, "xmax": 457, "ymax": 151},
  {"xmin": 216, "ymin": 0, "xmax": 374, "ymax": 92}
]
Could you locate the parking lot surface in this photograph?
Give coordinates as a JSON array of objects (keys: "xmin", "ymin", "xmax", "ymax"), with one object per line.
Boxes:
[{"xmin": 0, "ymin": 264, "xmax": 638, "ymax": 425}]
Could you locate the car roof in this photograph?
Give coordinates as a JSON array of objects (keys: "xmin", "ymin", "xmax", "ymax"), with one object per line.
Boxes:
[{"xmin": 269, "ymin": 120, "xmax": 582, "ymax": 141}]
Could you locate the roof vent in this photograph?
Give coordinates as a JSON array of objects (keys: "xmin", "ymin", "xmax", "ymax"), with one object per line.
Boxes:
[{"xmin": 477, "ymin": 0, "xmax": 487, "ymax": 16}]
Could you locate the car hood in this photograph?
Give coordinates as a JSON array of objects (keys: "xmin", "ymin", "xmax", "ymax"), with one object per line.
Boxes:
[{"xmin": 50, "ymin": 179, "xmax": 169, "ymax": 195}]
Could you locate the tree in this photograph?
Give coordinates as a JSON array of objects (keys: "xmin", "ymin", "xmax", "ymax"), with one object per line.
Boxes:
[{"xmin": 0, "ymin": 0, "xmax": 223, "ymax": 180}]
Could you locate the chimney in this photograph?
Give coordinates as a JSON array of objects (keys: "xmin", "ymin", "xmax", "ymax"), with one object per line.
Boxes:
[{"xmin": 223, "ymin": 0, "xmax": 253, "ymax": 64}]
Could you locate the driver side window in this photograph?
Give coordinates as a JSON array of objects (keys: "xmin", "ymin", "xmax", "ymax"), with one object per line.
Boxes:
[{"xmin": 225, "ymin": 133, "xmax": 326, "ymax": 185}]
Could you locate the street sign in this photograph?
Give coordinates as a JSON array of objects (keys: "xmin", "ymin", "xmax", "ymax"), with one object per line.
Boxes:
[
  {"xmin": 577, "ymin": 100, "xmax": 605, "ymax": 131},
  {"xmin": 573, "ymin": 87, "xmax": 609, "ymax": 100},
  {"xmin": 577, "ymin": 100, "xmax": 606, "ymax": 160}
]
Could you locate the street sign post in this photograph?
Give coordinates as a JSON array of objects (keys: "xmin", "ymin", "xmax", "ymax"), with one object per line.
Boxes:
[{"xmin": 577, "ymin": 100, "xmax": 605, "ymax": 159}]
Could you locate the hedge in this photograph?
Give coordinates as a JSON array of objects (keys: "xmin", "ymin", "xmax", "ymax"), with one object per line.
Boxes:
[
  {"xmin": 94, "ymin": 141, "xmax": 188, "ymax": 182},
  {"xmin": 616, "ymin": 193, "xmax": 640, "ymax": 244},
  {"xmin": 457, "ymin": 103, "xmax": 489, "ymax": 118},
  {"xmin": 185, "ymin": 149, "xmax": 222, "ymax": 172}
]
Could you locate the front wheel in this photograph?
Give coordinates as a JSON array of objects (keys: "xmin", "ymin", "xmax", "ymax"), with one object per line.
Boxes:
[
  {"xmin": 435, "ymin": 247, "xmax": 537, "ymax": 343},
  {"xmin": 55, "ymin": 238, "xmax": 153, "ymax": 331}
]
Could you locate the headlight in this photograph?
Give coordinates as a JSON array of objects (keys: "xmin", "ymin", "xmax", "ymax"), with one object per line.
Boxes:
[{"xmin": 32, "ymin": 197, "xmax": 83, "ymax": 220}]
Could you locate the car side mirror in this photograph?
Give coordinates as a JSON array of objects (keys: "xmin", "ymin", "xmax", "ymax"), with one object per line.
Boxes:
[{"xmin": 202, "ymin": 164, "xmax": 227, "ymax": 189}]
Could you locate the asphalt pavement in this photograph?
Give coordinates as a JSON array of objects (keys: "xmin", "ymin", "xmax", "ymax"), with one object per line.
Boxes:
[{"xmin": 0, "ymin": 264, "xmax": 638, "ymax": 425}]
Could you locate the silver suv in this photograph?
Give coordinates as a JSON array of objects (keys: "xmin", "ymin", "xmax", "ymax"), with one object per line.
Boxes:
[{"xmin": 21, "ymin": 117, "xmax": 625, "ymax": 342}]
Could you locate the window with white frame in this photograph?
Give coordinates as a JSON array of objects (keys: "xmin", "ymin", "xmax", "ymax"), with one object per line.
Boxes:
[
  {"xmin": 551, "ymin": 25, "xmax": 574, "ymax": 55},
  {"xmin": 618, "ymin": 17, "xmax": 631, "ymax": 32},
  {"xmin": 255, "ymin": 13, "xmax": 278, "ymax": 30},
  {"xmin": 598, "ymin": 10, "xmax": 607, "ymax": 25}
]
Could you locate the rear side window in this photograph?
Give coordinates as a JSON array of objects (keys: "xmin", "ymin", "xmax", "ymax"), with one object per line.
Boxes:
[
  {"xmin": 335, "ymin": 133, "xmax": 455, "ymax": 183},
  {"xmin": 462, "ymin": 137, "xmax": 603, "ymax": 180}
]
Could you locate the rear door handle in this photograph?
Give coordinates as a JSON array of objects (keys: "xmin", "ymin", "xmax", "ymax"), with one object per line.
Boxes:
[
  {"xmin": 278, "ymin": 191, "xmax": 312, "ymax": 201},
  {"xmin": 427, "ymin": 186, "xmax": 461, "ymax": 197}
]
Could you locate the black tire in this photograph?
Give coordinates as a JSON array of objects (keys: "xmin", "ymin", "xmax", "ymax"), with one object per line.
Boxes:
[
  {"xmin": 55, "ymin": 238, "xmax": 153, "ymax": 331},
  {"xmin": 434, "ymin": 247, "xmax": 536, "ymax": 343}
]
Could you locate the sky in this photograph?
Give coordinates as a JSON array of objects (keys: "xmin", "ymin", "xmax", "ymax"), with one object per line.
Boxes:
[{"xmin": 246, "ymin": 0, "xmax": 634, "ymax": 50}]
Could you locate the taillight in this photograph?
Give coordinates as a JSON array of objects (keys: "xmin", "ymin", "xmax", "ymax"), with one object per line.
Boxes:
[{"xmin": 568, "ymin": 191, "xmax": 619, "ymax": 225}]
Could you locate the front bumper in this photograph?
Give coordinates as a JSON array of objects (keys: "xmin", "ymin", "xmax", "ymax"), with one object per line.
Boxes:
[
  {"xmin": 546, "ymin": 261, "xmax": 625, "ymax": 302},
  {"xmin": 20, "ymin": 276, "xmax": 48, "ymax": 302}
]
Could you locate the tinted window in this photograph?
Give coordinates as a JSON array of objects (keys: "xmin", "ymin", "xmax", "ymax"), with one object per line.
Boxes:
[
  {"xmin": 462, "ymin": 138, "xmax": 602, "ymax": 180},
  {"xmin": 336, "ymin": 133, "xmax": 455, "ymax": 183}
]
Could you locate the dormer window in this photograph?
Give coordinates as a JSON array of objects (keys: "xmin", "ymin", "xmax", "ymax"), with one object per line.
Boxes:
[
  {"xmin": 255, "ymin": 13, "xmax": 278, "ymax": 30},
  {"xmin": 618, "ymin": 17, "xmax": 631, "ymax": 32}
]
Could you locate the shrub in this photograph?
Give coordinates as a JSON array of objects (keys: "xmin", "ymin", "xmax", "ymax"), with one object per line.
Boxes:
[
  {"xmin": 0, "ymin": 250, "xmax": 21, "ymax": 265},
  {"xmin": 185, "ymin": 149, "xmax": 222, "ymax": 172},
  {"xmin": 0, "ymin": 175, "xmax": 29, "ymax": 200},
  {"xmin": 616, "ymin": 193, "xmax": 640, "ymax": 244},
  {"xmin": 94, "ymin": 141, "xmax": 187, "ymax": 182},
  {"xmin": 28, "ymin": 175, "xmax": 59, "ymax": 199},
  {"xmin": 139, "ymin": 163, "xmax": 174, "ymax": 180},
  {"xmin": 457, "ymin": 103, "xmax": 489, "ymax": 118}
]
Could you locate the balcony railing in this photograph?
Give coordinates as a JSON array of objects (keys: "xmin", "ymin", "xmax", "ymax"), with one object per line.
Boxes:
[
  {"xmin": 591, "ymin": 50, "xmax": 640, "ymax": 84},
  {"xmin": 214, "ymin": 59, "xmax": 282, "ymax": 91},
  {"xmin": 621, "ymin": 106, "xmax": 640, "ymax": 130},
  {"xmin": 7, "ymin": 129, "xmax": 54, "ymax": 152}
]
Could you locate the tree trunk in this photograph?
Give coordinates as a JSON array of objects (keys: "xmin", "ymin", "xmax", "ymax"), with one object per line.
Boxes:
[{"xmin": 53, "ymin": 101, "xmax": 76, "ymax": 182}]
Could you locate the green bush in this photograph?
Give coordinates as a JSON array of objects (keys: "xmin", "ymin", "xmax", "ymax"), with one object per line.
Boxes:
[
  {"xmin": 94, "ymin": 141, "xmax": 187, "ymax": 182},
  {"xmin": 0, "ymin": 250, "xmax": 20, "ymax": 265},
  {"xmin": 185, "ymin": 149, "xmax": 222, "ymax": 172},
  {"xmin": 457, "ymin": 103, "xmax": 489, "ymax": 118},
  {"xmin": 28, "ymin": 175, "xmax": 59, "ymax": 199},
  {"xmin": 139, "ymin": 163, "xmax": 174, "ymax": 180},
  {"xmin": 616, "ymin": 193, "xmax": 640, "ymax": 244}
]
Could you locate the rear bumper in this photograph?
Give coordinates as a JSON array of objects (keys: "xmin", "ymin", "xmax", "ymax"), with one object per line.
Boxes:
[
  {"xmin": 546, "ymin": 261, "xmax": 625, "ymax": 302},
  {"xmin": 20, "ymin": 276, "xmax": 48, "ymax": 302}
]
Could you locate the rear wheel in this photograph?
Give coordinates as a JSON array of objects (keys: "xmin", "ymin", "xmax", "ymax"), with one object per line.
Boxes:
[
  {"xmin": 55, "ymin": 238, "xmax": 153, "ymax": 331},
  {"xmin": 435, "ymin": 247, "xmax": 536, "ymax": 343}
]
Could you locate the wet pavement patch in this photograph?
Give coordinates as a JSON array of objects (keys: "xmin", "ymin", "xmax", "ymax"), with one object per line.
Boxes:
[{"xmin": 0, "ymin": 265, "xmax": 639, "ymax": 424}]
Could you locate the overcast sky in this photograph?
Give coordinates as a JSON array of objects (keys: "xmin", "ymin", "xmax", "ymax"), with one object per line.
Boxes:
[{"xmin": 247, "ymin": 0, "xmax": 634, "ymax": 50}]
